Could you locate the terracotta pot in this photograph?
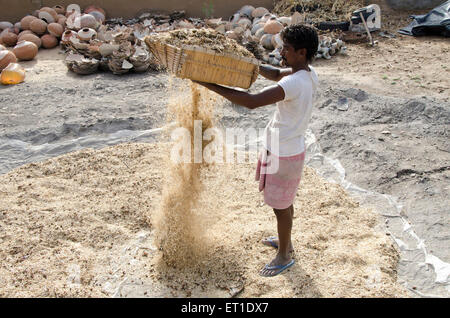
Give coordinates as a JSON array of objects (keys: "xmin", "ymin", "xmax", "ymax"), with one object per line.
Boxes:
[
  {"xmin": 85, "ymin": 5, "xmax": 106, "ymax": 17},
  {"xmin": 20, "ymin": 16, "xmax": 38, "ymax": 30},
  {"xmin": 13, "ymin": 40, "xmax": 38, "ymax": 60},
  {"xmin": 39, "ymin": 7, "xmax": 58, "ymax": 22},
  {"xmin": 1, "ymin": 31, "xmax": 18, "ymax": 47},
  {"xmin": 53, "ymin": 5, "xmax": 65, "ymax": 15},
  {"xmin": 38, "ymin": 11, "xmax": 55, "ymax": 24},
  {"xmin": 48, "ymin": 23, "xmax": 64, "ymax": 38},
  {"xmin": 260, "ymin": 34, "xmax": 274, "ymax": 50},
  {"xmin": 0, "ymin": 21, "xmax": 14, "ymax": 31},
  {"xmin": 88, "ymin": 11, "xmax": 105, "ymax": 24},
  {"xmin": 18, "ymin": 33, "xmax": 41, "ymax": 48},
  {"xmin": 41, "ymin": 34, "xmax": 58, "ymax": 49},
  {"xmin": 78, "ymin": 28, "xmax": 97, "ymax": 42},
  {"xmin": 30, "ymin": 19, "xmax": 48, "ymax": 35},
  {"xmin": 61, "ymin": 30, "xmax": 76, "ymax": 45},
  {"xmin": 57, "ymin": 15, "xmax": 67, "ymax": 27},
  {"xmin": 239, "ymin": 5, "xmax": 255, "ymax": 17},
  {"xmin": 74, "ymin": 14, "xmax": 97, "ymax": 29},
  {"xmin": 0, "ymin": 50, "xmax": 17, "ymax": 71},
  {"xmin": 1, "ymin": 63, "xmax": 26, "ymax": 85},
  {"xmin": 18, "ymin": 30, "xmax": 34, "ymax": 38},
  {"xmin": 264, "ymin": 20, "xmax": 284, "ymax": 35},
  {"xmin": 252, "ymin": 7, "xmax": 269, "ymax": 18}
]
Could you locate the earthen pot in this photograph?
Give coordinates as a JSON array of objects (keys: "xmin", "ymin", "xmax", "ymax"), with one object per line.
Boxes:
[
  {"xmin": 78, "ymin": 28, "xmax": 97, "ymax": 42},
  {"xmin": 0, "ymin": 50, "xmax": 17, "ymax": 71},
  {"xmin": 30, "ymin": 19, "xmax": 48, "ymax": 35},
  {"xmin": 264, "ymin": 20, "xmax": 283, "ymax": 35},
  {"xmin": 252, "ymin": 7, "xmax": 269, "ymax": 18},
  {"xmin": 41, "ymin": 34, "xmax": 58, "ymax": 49},
  {"xmin": 0, "ymin": 21, "xmax": 14, "ymax": 31},
  {"xmin": 61, "ymin": 30, "xmax": 77, "ymax": 45},
  {"xmin": 18, "ymin": 33, "xmax": 42, "ymax": 48},
  {"xmin": 39, "ymin": 7, "xmax": 59, "ymax": 22},
  {"xmin": 38, "ymin": 11, "xmax": 55, "ymax": 24},
  {"xmin": 20, "ymin": 16, "xmax": 38, "ymax": 30},
  {"xmin": 57, "ymin": 15, "xmax": 67, "ymax": 27},
  {"xmin": 1, "ymin": 31, "xmax": 18, "ymax": 47},
  {"xmin": 13, "ymin": 40, "xmax": 38, "ymax": 60},
  {"xmin": 85, "ymin": 5, "xmax": 106, "ymax": 17},
  {"xmin": 53, "ymin": 5, "xmax": 65, "ymax": 15},
  {"xmin": 48, "ymin": 23, "xmax": 64, "ymax": 38}
]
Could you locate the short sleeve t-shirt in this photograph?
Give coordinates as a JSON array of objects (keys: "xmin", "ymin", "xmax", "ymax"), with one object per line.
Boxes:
[{"xmin": 264, "ymin": 66, "xmax": 319, "ymax": 157}]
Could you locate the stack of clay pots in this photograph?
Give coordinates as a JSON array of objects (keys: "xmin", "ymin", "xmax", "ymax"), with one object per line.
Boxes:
[
  {"xmin": 209, "ymin": 5, "xmax": 347, "ymax": 66},
  {"xmin": 63, "ymin": 5, "xmax": 159, "ymax": 75},
  {"xmin": 0, "ymin": 5, "xmax": 68, "ymax": 56}
]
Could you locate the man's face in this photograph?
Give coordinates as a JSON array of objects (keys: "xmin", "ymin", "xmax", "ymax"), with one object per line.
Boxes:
[{"xmin": 280, "ymin": 41, "xmax": 305, "ymax": 67}]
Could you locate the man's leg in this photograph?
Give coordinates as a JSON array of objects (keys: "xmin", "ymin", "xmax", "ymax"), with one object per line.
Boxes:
[{"xmin": 260, "ymin": 205, "xmax": 294, "ymax": 276}]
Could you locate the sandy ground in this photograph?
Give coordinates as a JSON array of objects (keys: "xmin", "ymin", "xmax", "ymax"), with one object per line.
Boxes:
[
  {"xmin": 0, "ymin": 2, "xmax": 449, "ymax": 297},
  {"xmin": 0, "ymin": 142, "xmax": 408, "ymax": 297}
]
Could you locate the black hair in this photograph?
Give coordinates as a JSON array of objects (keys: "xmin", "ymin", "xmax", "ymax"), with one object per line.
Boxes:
[{"xmin": 281, "ymin": 24, "xmax": 319, "ymax": 63}]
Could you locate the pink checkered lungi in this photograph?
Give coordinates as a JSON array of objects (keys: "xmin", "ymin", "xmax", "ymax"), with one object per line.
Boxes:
[{"xmin": 255, "ymin": 150, "xmax": 306, "ymax": 210}]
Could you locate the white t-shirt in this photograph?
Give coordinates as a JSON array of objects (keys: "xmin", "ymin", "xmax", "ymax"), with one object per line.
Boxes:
[{"xmin": 264, "ymin": 66, "xmax": 319, "ymax": 157}]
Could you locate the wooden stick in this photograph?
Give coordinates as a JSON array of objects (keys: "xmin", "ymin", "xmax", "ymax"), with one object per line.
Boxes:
[{"xmin": 359, "ymin": 11, "xmax": 374, "ymax": 46}]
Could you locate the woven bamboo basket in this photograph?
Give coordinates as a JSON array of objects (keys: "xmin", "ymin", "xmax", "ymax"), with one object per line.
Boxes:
[{"xmin": 145, "ymin": 37, "xmax": 260, "ymax": 89}]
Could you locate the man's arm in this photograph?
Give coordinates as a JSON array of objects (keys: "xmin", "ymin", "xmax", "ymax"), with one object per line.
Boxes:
[
  {"xmin": 259, "ymin": 64, "xmax": 293, "ymax": 82},
  {"xmin": 194, "ymin": 81, "xmax": 285, "ymax": 110}
]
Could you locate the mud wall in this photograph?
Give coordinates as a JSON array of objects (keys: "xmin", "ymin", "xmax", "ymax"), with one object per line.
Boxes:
[
  {"xmin": 385, "ymin": 0, "xmax": 444, "ymax": 9},
  {"xmin": 0, "ymin": 0, "xmax": 274, "ymax": 23}
]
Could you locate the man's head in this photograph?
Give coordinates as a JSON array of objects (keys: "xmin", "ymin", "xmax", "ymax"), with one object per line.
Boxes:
[{"xmin": 280, "ymin": 24, "xmax": 319, "ymax": 66}]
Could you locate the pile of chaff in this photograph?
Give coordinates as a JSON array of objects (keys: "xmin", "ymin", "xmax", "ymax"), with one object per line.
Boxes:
[{"xmin": 273, "ymin": 0, "xmax": 365, "ymax": 23}]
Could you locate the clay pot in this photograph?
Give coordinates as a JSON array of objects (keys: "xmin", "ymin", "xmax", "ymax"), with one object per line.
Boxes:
[
  {"xmin": 0, "ymin": 22, "xmax": 14, "ymax": 31},
  {"xmin": 48, "ymin": 23, "xmax": 64, "ymax": 38},
  {"xmin": 61, "ymin": 30, "xmax": 77, "ymax": 45},
  {"xmin": 239, "ymin": 5, "xmax": 255, "ymax": 18},
  {"xmin": 271, "ymin": 33, "xmax": 283, "ymax": 49},
  {"xmin": 39, "ymin": 7, "xmax": 58, "ymax": 22},
  {"xmin": 237, "ymin": 18, "xmax": 252, "ymax": 29},
  {"xmin": 74, "ymin": 14, "xmax": 97, "ymax": 29},
  {"xmin": 20, "ymin": 16, "xmax": 38, "ymax": 30},
  {"xmin": 53, "ymin": 5, "xmax": 65, "ymax": 15},
  {"xmin": 278, "ymin": 17, "xmax": 292, "ymax": 26},
  {"xmin": 13, "ymin": 40, "xmax": 38, "ymax": 60},
  {"xmin": 18, "ymin": 30, "xmax": 35, "ymax": 38},
  {"xmin": 57, "ymin": 15, "xmax": 67, "ymax": 27},
  {"xmin": 18, "ymin": 33, "xmax": 42, "ymax": 48},
  {"xmin": 66, "ymin": 4, "xmax": 81, "ymax": 17},
  {"xmin": 88, "ymin": 11, "xmax": 106, "ymax": 24},
  {"xmin": 251, "ymin": 23, "xmax": 265, "ymax": 35},
  {"xmin": 85, "ymin": 5, "xmax": 106, "ymax": 17},
  {"xmin": 14, "ymin": 22, "xmax": 22, "ymax": 31},
  {"xmin": 252, "ymin": 7, "xmax": 269, "ymax": 18},
  {"xmin": 0, "ymin": 50, "xmax": 17, "ymax": 71},
  {"xmin": 77, "ymin": 28, "xmax": 97, "ymax": 42},
  {"xmin": 1, "ymin": 31, "xmax": 18, "ymax": 47},
  {"xmin": 41, "ymin": 34, "xmax": 58, "ymax": 49},
  {"xmin": 38, "ymin": 11, "xmax": 55, "ymax": 24},
  {"xmin": 30, "ymin": 19, "xmax": 48, "ymax": 35},
  {"xmin": 260, "ymin": 34, "xmax": 274, "ymax": 50},
  {"xmin": 1, "ymin": 63, "xmax": 26, "ymax": 85},
  {"xmin": 264, "ymin": 20, "xmax": 284, "ymax": 34},
  {"xmin": 255, "ymin": 27, "xmax": 265, "ymax": 40}
]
